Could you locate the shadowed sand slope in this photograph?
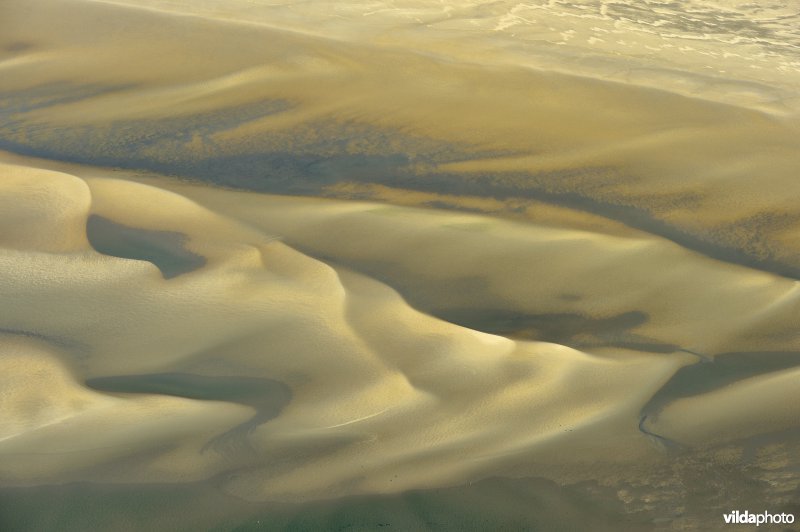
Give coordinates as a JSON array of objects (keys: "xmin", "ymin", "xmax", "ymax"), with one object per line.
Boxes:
[
  {"xmin": 1, "ymin": 155, "xmax": 800, "ymax": 529},
  {"xmin": 3, "ymin": 0, "xmax": 800, "ymax": 280},
  {"xmin": 2, "ymin": 0, "xmax": 800, "ymax": 528},
  {"xmin": 0, "ymin": 163, "xmax": 689, "ymax": 496}
]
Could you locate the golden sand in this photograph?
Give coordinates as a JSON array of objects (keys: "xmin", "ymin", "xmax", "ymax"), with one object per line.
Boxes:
[{"xmin": 1, "ymin": 0, "xmax": 799, "ymax": 526}]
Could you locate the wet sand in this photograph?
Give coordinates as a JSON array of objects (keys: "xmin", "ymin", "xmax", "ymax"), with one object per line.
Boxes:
[{"xmin": 2, "ymin": 0, "xmax": 800, "ymax": 529}]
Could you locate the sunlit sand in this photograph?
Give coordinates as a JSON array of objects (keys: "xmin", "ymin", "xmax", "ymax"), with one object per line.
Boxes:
[{"xmin": 2, "ymin": 0, "xmax": 800, "ymax": 529}]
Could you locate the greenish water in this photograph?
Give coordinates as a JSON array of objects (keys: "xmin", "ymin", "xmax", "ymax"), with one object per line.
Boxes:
[{"xmin": 0, "ymin": 476, "xmax": 642, "ymax": 532}]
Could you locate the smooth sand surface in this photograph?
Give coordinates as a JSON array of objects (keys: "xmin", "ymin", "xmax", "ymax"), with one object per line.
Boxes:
[
  {"xmin": 0, "ymin": 161, "xmax": 690, "ymax": 496},
  {"xmin": 2, "ymin": 152, "xmax": 800, "ymax": 529},
  {"xmin": 2, "ymin": 0, "xmax": 800, "ymax": 529},
  {"xmin": 3, "ymin": 0, "xmax": 800, "ymax": 280}
]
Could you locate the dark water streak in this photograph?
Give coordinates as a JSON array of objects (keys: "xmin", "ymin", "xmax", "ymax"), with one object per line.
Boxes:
[{"xmin": 86, "ymin": 373, "xmax": 292, "ymax": 453}]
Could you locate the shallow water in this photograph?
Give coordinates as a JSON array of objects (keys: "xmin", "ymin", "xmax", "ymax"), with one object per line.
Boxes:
[{"xmin": 2, "ymin": 0, "xmax": 800, "ymax": 530}]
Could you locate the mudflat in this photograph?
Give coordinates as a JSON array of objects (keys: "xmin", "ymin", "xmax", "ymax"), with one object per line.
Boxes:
[{"xmin": 2, "ymin": 0, "xmax": 799, "ymax": 530}]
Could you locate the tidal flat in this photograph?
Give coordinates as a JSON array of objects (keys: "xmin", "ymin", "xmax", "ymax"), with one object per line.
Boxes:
[{"xmin": 1, "ymin": 0, "xmax": 800, "ymax": 530}]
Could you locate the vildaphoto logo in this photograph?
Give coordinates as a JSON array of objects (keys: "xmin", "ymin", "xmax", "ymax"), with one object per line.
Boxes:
[{"xmin": 723, "ymin": 510, "xmax": 795, "ymax": 526}]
